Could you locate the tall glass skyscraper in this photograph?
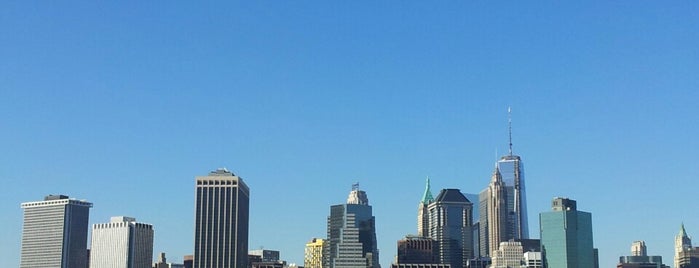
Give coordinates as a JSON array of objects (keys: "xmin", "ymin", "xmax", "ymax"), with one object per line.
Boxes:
[
  {"xmin": 539, "ymin": 198, "xmax": 594, "ymax": 268},
  {"xmin": 324, "ymin": 184, "xmax": 380, "ymax": 268},
  {"xmin": 497, "ymin": 154, "xmax": 528, "ymax": 240},
  {"xmin": 90, "ymin": 216, "xmax": 154, "ymax": 268},
  {"xmin": 20, "ymin": 195, "xmax": 92, "ymax": 268},
  {"xmin": 428, "ymin": 189, "xmax": 473, "ymax": 268},
  {"xmin": 194, "ymin": 168, "xmax": 250, "ymax": 268}
]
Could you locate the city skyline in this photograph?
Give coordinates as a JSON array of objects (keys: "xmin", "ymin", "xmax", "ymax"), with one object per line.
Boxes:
[{"xmin": 2, "ymin": 2, "xmax": 698, "ymax": 268}]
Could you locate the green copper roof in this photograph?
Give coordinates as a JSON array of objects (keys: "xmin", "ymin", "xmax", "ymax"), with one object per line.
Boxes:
[
  {"xmin": 680, "ymin": 223, "xmax": 688, "ymax": 237},
  {"xmin": 421, "ymin": 176, "xmax": 434, "ymax": 204}
]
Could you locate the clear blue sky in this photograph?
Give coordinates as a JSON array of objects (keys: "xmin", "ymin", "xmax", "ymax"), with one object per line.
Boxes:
[{"xmin": 1, "ymin": 2, "xmax": 698, "ymax": 267}]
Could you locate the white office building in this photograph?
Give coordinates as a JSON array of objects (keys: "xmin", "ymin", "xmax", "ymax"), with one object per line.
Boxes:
[{"xmin": 90, "ymin": 216, "xmax": 154, "ymax": 268}]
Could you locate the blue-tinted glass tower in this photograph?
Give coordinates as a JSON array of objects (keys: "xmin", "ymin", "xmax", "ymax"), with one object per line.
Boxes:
[{"xmin": 539, "ymin": 197, "xmax": 594, "ymax": 268}]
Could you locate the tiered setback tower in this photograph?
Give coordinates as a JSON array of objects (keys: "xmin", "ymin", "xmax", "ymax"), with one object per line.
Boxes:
[
  {"xmin": 90, "ymin": 216, "xmax": 154, "ymax": 268},
  {"xmin": 324, "ymin": 184, "xmax": 380, "ymax": 268},
  {"xmin": 194, "ymin": 168, "xmax": 250, "ymax": 268},
  {"xmin": 20, "ymin": 195, "xmax": 92, "ymax": 268}
]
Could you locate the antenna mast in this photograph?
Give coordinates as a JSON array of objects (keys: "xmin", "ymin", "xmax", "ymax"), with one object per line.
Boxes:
[{"xmin": 508, "ymin": 107, "xmax": 513, "ymax": 156}]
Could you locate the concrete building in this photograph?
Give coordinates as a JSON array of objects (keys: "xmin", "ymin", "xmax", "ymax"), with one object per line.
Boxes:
[
  {"xmin": 539, "ymin": 197, "xmax": 595, "ymax": 268},
  {"xmin": 618, "ymin": 241, "xmax": 669, "ymax": 268},
  {"xmin": 305, "ymin": 238, "xmax": 324, "ymax": 268},
  {"xmin": 489, "ymin": 241, "xmax": 523, "ymax": 268},
  {"xmin": 675, "ymin": 224, "xmax": 699, "ymax": 268},
  {"xmin": 324, "ymin": 184, "xmax": 380, "ymax": 268},
  {"xmin": 90, "ymin": 216, "xmax": 154, "ymax": 268},
  {"xmin": 485, "ymin": 166, "xmax": 507, "ymax": 257},
  {"xmin": 194, "ymin": 168, "xmax": 250, "ymax": 268},
  {"xmin": 396, "ymin": 236, "xmax": 436, "ymax": 264},
  {"xmin": 428, "ymin": 189, "xmax": 473, "ymax": 268},
  {"xmin": 20, "ymin": 195, "xmax": 92, "ymax": 268}
]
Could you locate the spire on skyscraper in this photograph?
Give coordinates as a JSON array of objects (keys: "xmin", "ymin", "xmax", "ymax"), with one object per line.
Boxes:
[
  {"xmin": 680, "ymin": 223, "xmax": 689, "ymax": 238},
  {"xmin": 491, "ymin": 164, "xmax": 502, "ymax": 183},
  {"xmin": 421, "ymin": 176, "xmax": 434, "ymax": 204},
  {"xmin": 508, "ymin": 106, "xmax": 513, "ymax": 156}
]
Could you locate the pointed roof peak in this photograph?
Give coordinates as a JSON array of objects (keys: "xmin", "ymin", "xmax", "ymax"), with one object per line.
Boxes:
[
  {"xmin": 680, "ymin": 223, "xmax": 689, "ymax": 237},
  {"xmin": 421, "ymin": 176, "xmax": 434, "ymax": 204}
]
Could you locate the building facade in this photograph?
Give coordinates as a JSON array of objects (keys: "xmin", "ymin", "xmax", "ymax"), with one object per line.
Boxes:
[
  {"xmin": 497, "ymin": 154, "xmax": 528, "ymax": 240},
  {"xmin": 618, "ymin": 241, "xmax": 669, "ymax": 268},
  {"xmin": 324, "ymin": 184, "xmax": 380, "ymax": 268},
  {"xmin": 675, "ymin": 224, "xmax": 699, "ymax": 268},
  {"xmin": 194, "ymin": 168, "xmax": 250, "ymax": 268},
  {"xmin": 305, "ymin": 238, "xmax": 325, "ymax": 268},
  {"xmin": 489, "ymin": 241, "xmax": 523, "ymax": 268},
  {"xmin": 418, "ymin": 177, "xmax": 434, "ymax": 238},
  {"xmin": 428, "ymin": 189, "xmax": 473, "ymax": 268},
  {"xmin": 90, "ymin": 216, "xmax": 154, "ymax": 268},
  {"xmin": 396, "ymin": 236, "xmax": 436, "ymax": 264},
  {"xmin": 539, "ymin": 197, "xmax": 594, "ymax": 268},
  {"xmin": 20, "ymin": 195, "xmax": 92, "ymax": 268},
  {"xmin": 485, "ymin": 166, "xmax": 507, "ymax": 257}
]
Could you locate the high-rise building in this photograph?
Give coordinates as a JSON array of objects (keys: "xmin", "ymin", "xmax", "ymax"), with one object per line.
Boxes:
[
  {"xmin": 396, "ymin": 236, "xmax": 436, "ymax": 264},
  {"xmin": 324, "ymin": 184, "xmax": 380, "ymax": 268},
  {"xmin": 305, "ymin": 238, "xmax": 324, "ymax": 268},
  {"xmin": 418, "ymin": 177, "xmax": 434, "ymax": 238},
  {"xmin": 498, "ymin": 108, "xmax": 529, "ymax": 240},
  {"xmin": 485, "ymin": 166, "xmax": 507, "ymax": 256},
  {"xmin": 90, "ymin": 216, "xmax": 154, "ymax": 268},
  {"xmin": 539, "ymin": 197, "xmax": 594, "ymax": 268},
  {"xmin": 428, "ymin": 189, "xmax": 473, "ymax": 268},
  {"xmin": 478, "ymin": 110, "xmax": 529, "ymax": 258},
  {"xmin": 489, "ymin": 241, "xmax": 523, "ymax": 268},
  {"xmin": 675, "ymin": 224, "xmax": 699, "ymax": 268},
  {"xmin": 20, "ymin": 195, "xmax": 92, "ymax": 268},
  {"xmin": 194, "ymin": 168, "xmax": 250, "ymax": 268},
  {"xmin": 618, "ymin": 241, "xmax": 669, "ymax": 268}
]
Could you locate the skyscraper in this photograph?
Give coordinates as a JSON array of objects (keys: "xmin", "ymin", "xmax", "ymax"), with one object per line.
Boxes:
[
  {"xmin": 324, "ymin": 184, "xmax": 380, "ymax": 268},
  {"xmin": 20, "ymin": 195, "xmax": 92, "ymax": 268},
  {"xmin": 478, "ymin": 109, "xmax": 529, "ymax": 258},
  {"xmin": 417, "ymin": 177, "xmax": 434, "ymax": 238},
  {"xmin": 90, "ymin": 216, "xmax": 154, "ymax": 268},
  {"xmin": 428, "ymin": 189, "xmax": 473, "ymax": 268},
  {"xmin": 485, "ymin": 166, "xmax": 507, "ymax": 256},
  {"xmin": 675, "ymin": 224, "xmax": 699, "ymax": 268},
  {"xmin": 305, "ymin": 238, "xmax": 325, "ymax": 268},
  {"xmin": 497, "ymin": 109, "xmax": 529, "ymax": 240},
  {"xmin": 539, "ymin": 197, "xmax": 594, "ymax": 268},
  {"xmin": 194, "ymin": 168, "xmax": 250, "ymax": 268}
]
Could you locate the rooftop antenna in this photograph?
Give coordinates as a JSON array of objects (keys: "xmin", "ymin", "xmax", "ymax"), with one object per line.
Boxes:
[{"xmin": 508, "ymin": 106, "xmax": 513, "ymax": 156}]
